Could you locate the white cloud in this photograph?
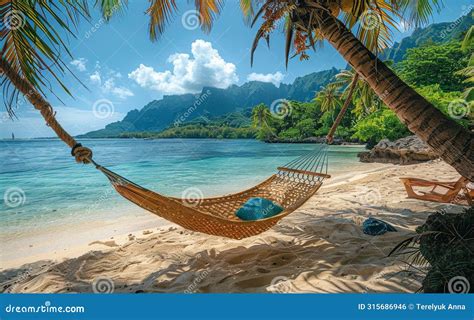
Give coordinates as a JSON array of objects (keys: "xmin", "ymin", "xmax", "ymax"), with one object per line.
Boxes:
[
  {"xmin": 89, "ymin": 67, "xmax": 133, "ymax": 99},
  {"xmin": 128, "ymin": 40, "xmax": 238, "ymax": 94},
  {"xmin": 1, "ymin": 106, "xmax": 124, "ymax": 138},
  {"xmin": 70, "ymin": 58, "xmax": 87, "ymax": 72},
  {"xmin": 247, "ymin": 72, "xmax": 285, "ymax": 86},
  {"xmin": 90, "ymin": 70, "xmax": 101, "ymax": 84},
  {"xmin": 103, "ymin": 77, "xmax": 134, "ymax": 99}
]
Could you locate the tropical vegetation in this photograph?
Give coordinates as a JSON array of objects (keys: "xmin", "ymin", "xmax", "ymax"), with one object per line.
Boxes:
[{"xmin": 389, "ymin": 207, "xmax": 473, "ymax": 293}]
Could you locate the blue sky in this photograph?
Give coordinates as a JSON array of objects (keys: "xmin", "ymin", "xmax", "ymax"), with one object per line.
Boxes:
[{"xmin": 2, "ymin": 0, "xmax": 473, "ymax": 138}]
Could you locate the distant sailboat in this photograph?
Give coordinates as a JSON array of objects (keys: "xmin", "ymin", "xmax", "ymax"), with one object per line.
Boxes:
[{"xmin": 11, "ymin": 132, "xmax": 15, "ymax": 140}]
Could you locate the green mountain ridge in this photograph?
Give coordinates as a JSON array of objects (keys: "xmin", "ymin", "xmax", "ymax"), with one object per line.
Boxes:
[
  {"xmin": 383, "ymin": 9, "xmax": 473, "ymax": 62},
  {"xmin": 81, "ymin": 69, "xmax": 339, "ymax": 138}
]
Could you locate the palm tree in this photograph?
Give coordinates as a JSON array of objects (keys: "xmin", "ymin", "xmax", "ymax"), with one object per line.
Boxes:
[
  {"xmin": 457, "ymin": 26, "xmax": 473, "ymax": 102},
  {"xmin": 334, "ymin": 69, "xmax": 380, "ymax": 117},
  {"xmin": 251, "ymin": 103, "xmax": 272, "ymax": 128},
  {"xmin": 325, "ymin": 69, "xmax": 361, "ymax": 143},
  {"xmin": 315, "ymin": 84, "xmax": 342, "ymax": 114},
  {"xmin": 245, "ymin": 0, "xmax": 473, "ymax": 180},
  {"xmin": 1, "ymin": 0, "xmax": 472, "ymax": 179},
  {"xmin": 251, "ymin": 103, "xmax": 277, "ymax": 140}
]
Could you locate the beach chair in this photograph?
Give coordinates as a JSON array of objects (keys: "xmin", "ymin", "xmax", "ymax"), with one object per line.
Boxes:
[{"xmin": 400, "ymin": 177, "xmax": 473, "ymax": 206}]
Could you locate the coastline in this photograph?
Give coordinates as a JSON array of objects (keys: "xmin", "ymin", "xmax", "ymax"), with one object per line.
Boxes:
[
  {"xmin": 0, "ymin": 163, "xmax": 386, "ymax": 270},
  {"xmin": 1, "ymin": 160, "xmax": 466, "ymax": 293}
]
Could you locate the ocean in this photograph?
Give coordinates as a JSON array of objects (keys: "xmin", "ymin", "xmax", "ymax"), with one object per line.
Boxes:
[{"xmin": 1, "ymin": 139, "xmax": 367, "ymax": 239}]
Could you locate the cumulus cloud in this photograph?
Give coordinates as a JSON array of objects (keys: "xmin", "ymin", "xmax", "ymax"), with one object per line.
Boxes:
[
  {"xmin": 247, "ymin": 72, "xmax": 285, "ymax": 86},
  {"xmin": 70, "ymin": 58, "xmax": 87, "ymax": 72},
  {"xmin": 128, "ymin": 40, "xmax": 238, "ymax": 94},
  {"xmin": 89, "ymin": 67, "xmax": 133, "ymax": 99},
  {"xmin": 90, "ymin": 70, "xmax": 101, "ymax": 84}
]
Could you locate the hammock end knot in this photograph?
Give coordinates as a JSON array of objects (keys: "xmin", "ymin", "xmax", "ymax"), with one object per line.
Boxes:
[{"xmin": 71, "ymin": 143, "xmax": 93, "ymax": 164}]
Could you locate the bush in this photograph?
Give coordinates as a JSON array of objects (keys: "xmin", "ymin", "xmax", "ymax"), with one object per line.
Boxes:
[
  {"xmin": 351, "ymin": 108, "xmax": 410, "ymax": 143},
  {"xmin": 390, "ymin": 207, "xmax": 474, "ymax": 293}
]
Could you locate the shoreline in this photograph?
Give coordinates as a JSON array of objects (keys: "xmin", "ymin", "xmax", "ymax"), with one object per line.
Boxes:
[
  {"xmin": 1, "ymin": 137, "xmax": 367, "ymax": 146},
  {"xmin": 1, "ymin": 163, "xmax": 390, "ymax": 270},
  {"xmin": 1, "ymin": 160, "xmax": 466, "ymax": 293}
]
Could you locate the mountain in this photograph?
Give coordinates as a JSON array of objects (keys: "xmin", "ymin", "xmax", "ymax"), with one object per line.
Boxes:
[
  {"xmin": 83, "ymin": 11, "xmax": 473, "ymax": 138},
  {"xmin": 82, "ymin": 68, "xmax": 338, "ymax": 137},
  {"xmin": 383, "ymin": 9, "xmax": 473, "ymax": 62}
]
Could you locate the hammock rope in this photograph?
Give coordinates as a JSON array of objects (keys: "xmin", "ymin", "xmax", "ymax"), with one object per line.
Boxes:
[{"xmin": 2, "ymin": 58, "xmax": 331, "ymax": 239}]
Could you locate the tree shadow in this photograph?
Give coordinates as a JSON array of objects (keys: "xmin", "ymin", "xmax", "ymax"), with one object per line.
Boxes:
[{"xmin": 1, "ymin": 209, "xmax": 423, "ymax": 293}]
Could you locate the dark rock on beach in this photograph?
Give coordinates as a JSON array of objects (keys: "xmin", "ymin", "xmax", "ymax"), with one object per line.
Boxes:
[{"xmin": 358, "ymin": 135, "xmax": 438, "ymax": 165}]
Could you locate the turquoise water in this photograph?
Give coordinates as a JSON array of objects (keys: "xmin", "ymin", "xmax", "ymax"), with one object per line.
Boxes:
[{"xmin": 1, "ymin": 139, "xmax": 366, "ymax": 236}]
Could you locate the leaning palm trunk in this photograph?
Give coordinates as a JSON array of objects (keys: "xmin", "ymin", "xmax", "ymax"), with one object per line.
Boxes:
[
  {"xmin": 0, "ymin": 58, "xmax": 91, "ymax": 163},
  {"xmin": 317, "ymin": 13, "xmax": 474, "ymax": 180},
  {"xmin": 326, "ymin": 73, "xmax": 359, "ymax": 144}
]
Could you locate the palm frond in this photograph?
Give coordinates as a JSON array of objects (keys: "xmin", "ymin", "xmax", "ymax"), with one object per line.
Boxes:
[
  {"xmin": 147, "ymin": 0, "xmax": 177, "ymax": 40},
  {"xmin": 95, "ymin": 0, "xmax": 127, "ymax": 21},
  {"xmin": 397, "ymin": 0, "xmax": 443, "ymax": 27},
  {"xmin": 147, "ymin": 0, "xmax": 223, "ymax": 40},
  {"xmin": 194, "ymin": 0, "xmax": 223, "ymax": 33},
  {"xmin": 461, "ymin": 26, "xmax": 473, "ymax": 52}
]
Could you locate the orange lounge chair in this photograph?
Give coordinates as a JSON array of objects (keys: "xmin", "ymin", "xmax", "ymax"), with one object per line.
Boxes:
[{"xmin": 400, "ymin": 177, "xmax": 473, "ymax": 206}]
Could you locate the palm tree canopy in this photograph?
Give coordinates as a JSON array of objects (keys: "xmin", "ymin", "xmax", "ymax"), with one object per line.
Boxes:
[
  {"xmin": 316, "ymin": 83, "xmax": 342, "ymax": 113},
  {"xmin": 251, "ymin": 103, "xmax": 272, "ymax": 128},
  {"xmin": 1, "ymin": 0, "xmax": 90, "ymax": 115}
]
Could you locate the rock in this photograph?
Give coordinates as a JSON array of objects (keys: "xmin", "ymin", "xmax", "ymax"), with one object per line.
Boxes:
[{"xmin": 358, "ymin": 135, "xmax": 438, "ymax": 165}]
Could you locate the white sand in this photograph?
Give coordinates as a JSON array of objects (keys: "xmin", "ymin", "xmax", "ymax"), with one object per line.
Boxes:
[{"xmin": 0, "ymin": 160, "xmax": 468, "ymax": 293}]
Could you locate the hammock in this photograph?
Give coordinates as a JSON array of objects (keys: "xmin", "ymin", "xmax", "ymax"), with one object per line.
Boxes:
[
  {"xmin": 91, "ymin": 145, "xmax": 330, "ymax": 239},
  {"xmin": 2, "ymin": 61, "xmax": 331, "ymax": 239}
]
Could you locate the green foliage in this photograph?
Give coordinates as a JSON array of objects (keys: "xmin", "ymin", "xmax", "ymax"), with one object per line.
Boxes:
[
  {"xmin": 121, "ymin": 125, "xmax": 256, "ymax": 139},
  {"xmin": 352, "ymin": 108, "xmax": 410, "ymax": 144},
  {"xmin": 390, "ymin": 208, "xmax": 474, "ymax": 293},
  {"xmin": 398, "ymin": 42, "xmax": 470, "ymax": 92},
  {"xmin": 415, "ymin": 85, "xmax": 471, "ymax": 126}
]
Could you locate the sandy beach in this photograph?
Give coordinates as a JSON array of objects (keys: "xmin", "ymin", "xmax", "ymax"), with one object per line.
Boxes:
[{"xmin": 1, "ymin": 160, "xmax": 468, "ymax": 293}]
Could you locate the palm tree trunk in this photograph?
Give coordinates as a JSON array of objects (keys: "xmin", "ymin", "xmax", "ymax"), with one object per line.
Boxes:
[
  {"xmin": 0, "ymin": 58, "xmax": 78, "ymax": 149},
  {"xmin": 326, "ymin": 73, "xmax": 359, "ymax": 144},
  {"xmin": 318, "ymin": 13, "xmax": 474, "ymax": 180}
]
